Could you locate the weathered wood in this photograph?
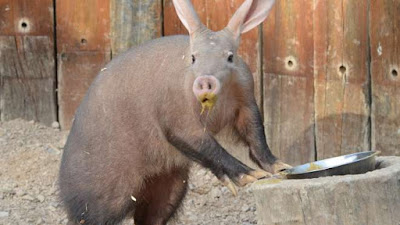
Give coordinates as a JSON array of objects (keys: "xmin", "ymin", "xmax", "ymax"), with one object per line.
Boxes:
[
  {"xmin": 56, "ymin": 0, "xmax": 110, "ymax": 53},
  {"xmin": 110, "ymin": 0, "xmax": 162, "ymax": 56},
  {"xmin": 0, "ymin": 36, "xmax": 54, "ymax": 79},
  {"xmin": 263, "ymin": 0, "xmax": 314, "ymax": 165},
  {"xmin": 0, "ymin": 36, "xmax": 56, "ymax": 125},
  {"xmin": 370, "ymin": 0, "xmax": 400, "ymax": 156},
  {"xmin": 0, "ymin": 0, "xmax": 56, "ymax": 126},
  {"xmin": 0, "ymin": 1, "xmax": 15, "ymax": 35},
  {"xmin": 314, "ymin": 0, "xmax": 370, "ymax": 160},
  {"xmin": 2, "ymin": 78, "xmax": 55, "ymax": 124},
  {"xmin": 253, "ymin": 157, "xmax": 400, "ymax": 225},
  {"xmin": 56, "ymin": 0, "xmax": 111, "ymax": 129},
  {"xmin": 0, "ymin": 0, "xmax": 54, "ymax": 36}
]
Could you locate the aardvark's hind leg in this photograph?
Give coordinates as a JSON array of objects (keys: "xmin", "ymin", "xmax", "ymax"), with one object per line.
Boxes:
[{"xmin": 134, "ymin": 168, "xmax": 189, "ymax": 225}]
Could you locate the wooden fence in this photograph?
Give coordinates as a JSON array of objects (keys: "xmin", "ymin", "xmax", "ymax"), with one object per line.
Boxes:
[{"xmin": 0, "ymin": 0, "xmax": 399, "ymax": 165}]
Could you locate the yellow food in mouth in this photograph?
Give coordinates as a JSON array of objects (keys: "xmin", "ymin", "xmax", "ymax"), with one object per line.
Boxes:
[{"xmin": 198, "ymin": 93, "xmax": 217, "ymax": 114}]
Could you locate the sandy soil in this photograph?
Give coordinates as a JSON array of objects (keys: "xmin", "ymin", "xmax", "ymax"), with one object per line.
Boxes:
[{"xmin": 0, "ymin": 119, "xmax": 257, "ymax": 225}]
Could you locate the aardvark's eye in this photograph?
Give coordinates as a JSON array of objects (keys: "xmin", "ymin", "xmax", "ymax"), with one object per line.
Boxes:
[{"xmin": 227, "ymin": 52, "xmax": 233, "ymax": 63}]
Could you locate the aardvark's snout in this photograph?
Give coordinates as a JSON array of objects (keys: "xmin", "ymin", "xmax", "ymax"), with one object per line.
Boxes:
[
  {"xmin": 193, "ymin": 75, "xmax": 221, "ymax": 98},
  {"xmin": 192, "ymin": 75, "xmax": 221, "ymax": 113}
]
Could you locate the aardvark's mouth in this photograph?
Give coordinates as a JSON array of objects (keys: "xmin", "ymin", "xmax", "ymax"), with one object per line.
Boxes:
[{"xmin": 198, "ymin": 92, "xmax": 217, "ymax": 114}]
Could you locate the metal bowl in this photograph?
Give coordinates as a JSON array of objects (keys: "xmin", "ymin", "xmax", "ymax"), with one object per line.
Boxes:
[{"xmin": 284, "ymin": 151, "xmax": 380, "ymax": 179}]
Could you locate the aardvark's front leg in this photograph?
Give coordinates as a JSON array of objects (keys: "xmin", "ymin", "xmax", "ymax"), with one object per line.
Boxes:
[
  {"xmin": 234, "ymin": 102, "xmax": 292, "ymax": 174},
  {"xmin": 166, "ymin": 129, "xmax": 269, "ymax": 196}
]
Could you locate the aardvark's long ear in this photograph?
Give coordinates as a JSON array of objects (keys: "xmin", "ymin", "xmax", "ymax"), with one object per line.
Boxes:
[
  {"xmin": 227, "ymin": 0, "xmax": 275, "ymax": 39},
  {"xmin": 172, "ymin": 0, "xmax": 204, "ymax": 35}
]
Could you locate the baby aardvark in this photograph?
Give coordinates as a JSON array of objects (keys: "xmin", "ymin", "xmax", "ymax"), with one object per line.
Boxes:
[{"xmin": 59, "ymin": 0, "xmax": 291, "ymax": 224}]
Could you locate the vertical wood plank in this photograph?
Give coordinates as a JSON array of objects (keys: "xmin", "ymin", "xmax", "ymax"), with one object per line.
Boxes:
[
  {"xmin": 163, "ymin": 0, "xmax": 262, "ymax": 108},
  {"xmin": 0, "ymin": 1, "xmax": 14, "ymax": 34},
  {"xmin": 370, "ymin": 0, "xmax": 400, "ymax": 156},
  {"xmin": 57, "ymin": 52, "xmax": 109, "ymax": 128},
  {"xmin": 314, "ymin": 0, "xmax": 370, "ymax": 160},
  {"xmin": 56, "ymin": 0, "xmax": 111, "ymax": 129},
  {"xmin": 56, "ymin": 0, "xmax": 110, "ymax": 52},
  {"xmin": 0, "ymin": 0, "xmax": 56, "ymax": 126},
  {"xmin": 0, "ymin": 0, "xmax": 54, "ymax": 36},
  {"xmin": 263, "ymin": 0, "xmax": 315, "ymax": 165},
  {"xmin": 110, "ymin": 0, "xmax": 162, "ymax": 56}
]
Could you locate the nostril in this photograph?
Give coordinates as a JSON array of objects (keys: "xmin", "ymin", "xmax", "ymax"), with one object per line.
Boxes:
[{"xmin": 193, "ymin": 76, "xmax": 220, "ymax": 95}]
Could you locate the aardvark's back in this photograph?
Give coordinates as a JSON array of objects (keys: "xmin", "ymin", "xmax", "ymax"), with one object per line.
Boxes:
[{"xmin": 59, "ymin": 35, "xmax": 192, "ymax": 224}]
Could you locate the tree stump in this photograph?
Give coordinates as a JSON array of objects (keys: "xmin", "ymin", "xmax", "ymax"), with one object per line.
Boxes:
[{"xmin": 252, "ymin": 156, "xmax": 400, "ymax": 225}]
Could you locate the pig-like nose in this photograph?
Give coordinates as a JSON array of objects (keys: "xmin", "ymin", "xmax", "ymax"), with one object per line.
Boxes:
[{"xmin": 192, "ymin": 75, "xmax": 221, "ymax": 98}]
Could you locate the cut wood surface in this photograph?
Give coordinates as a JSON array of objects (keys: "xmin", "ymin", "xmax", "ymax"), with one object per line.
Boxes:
[
  {"xmin": 263, "ymin": 0, "xmax": 315, "ymax": 166},
  {"xmin": 314, "ymin": 0, "xmax": 370, "ymax": 160},
  {"xmin": 0, "ymin": 0, "xmax": 56, "ymax": 126},
  {"xmin": 370, "ymin": 0, "xmax": 400, "ymax": 156}
]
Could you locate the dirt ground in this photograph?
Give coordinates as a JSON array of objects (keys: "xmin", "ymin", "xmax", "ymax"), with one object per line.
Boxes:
[{"xmin": 0, "ymin": 119, "xmax": 258, "ymax": 225}]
